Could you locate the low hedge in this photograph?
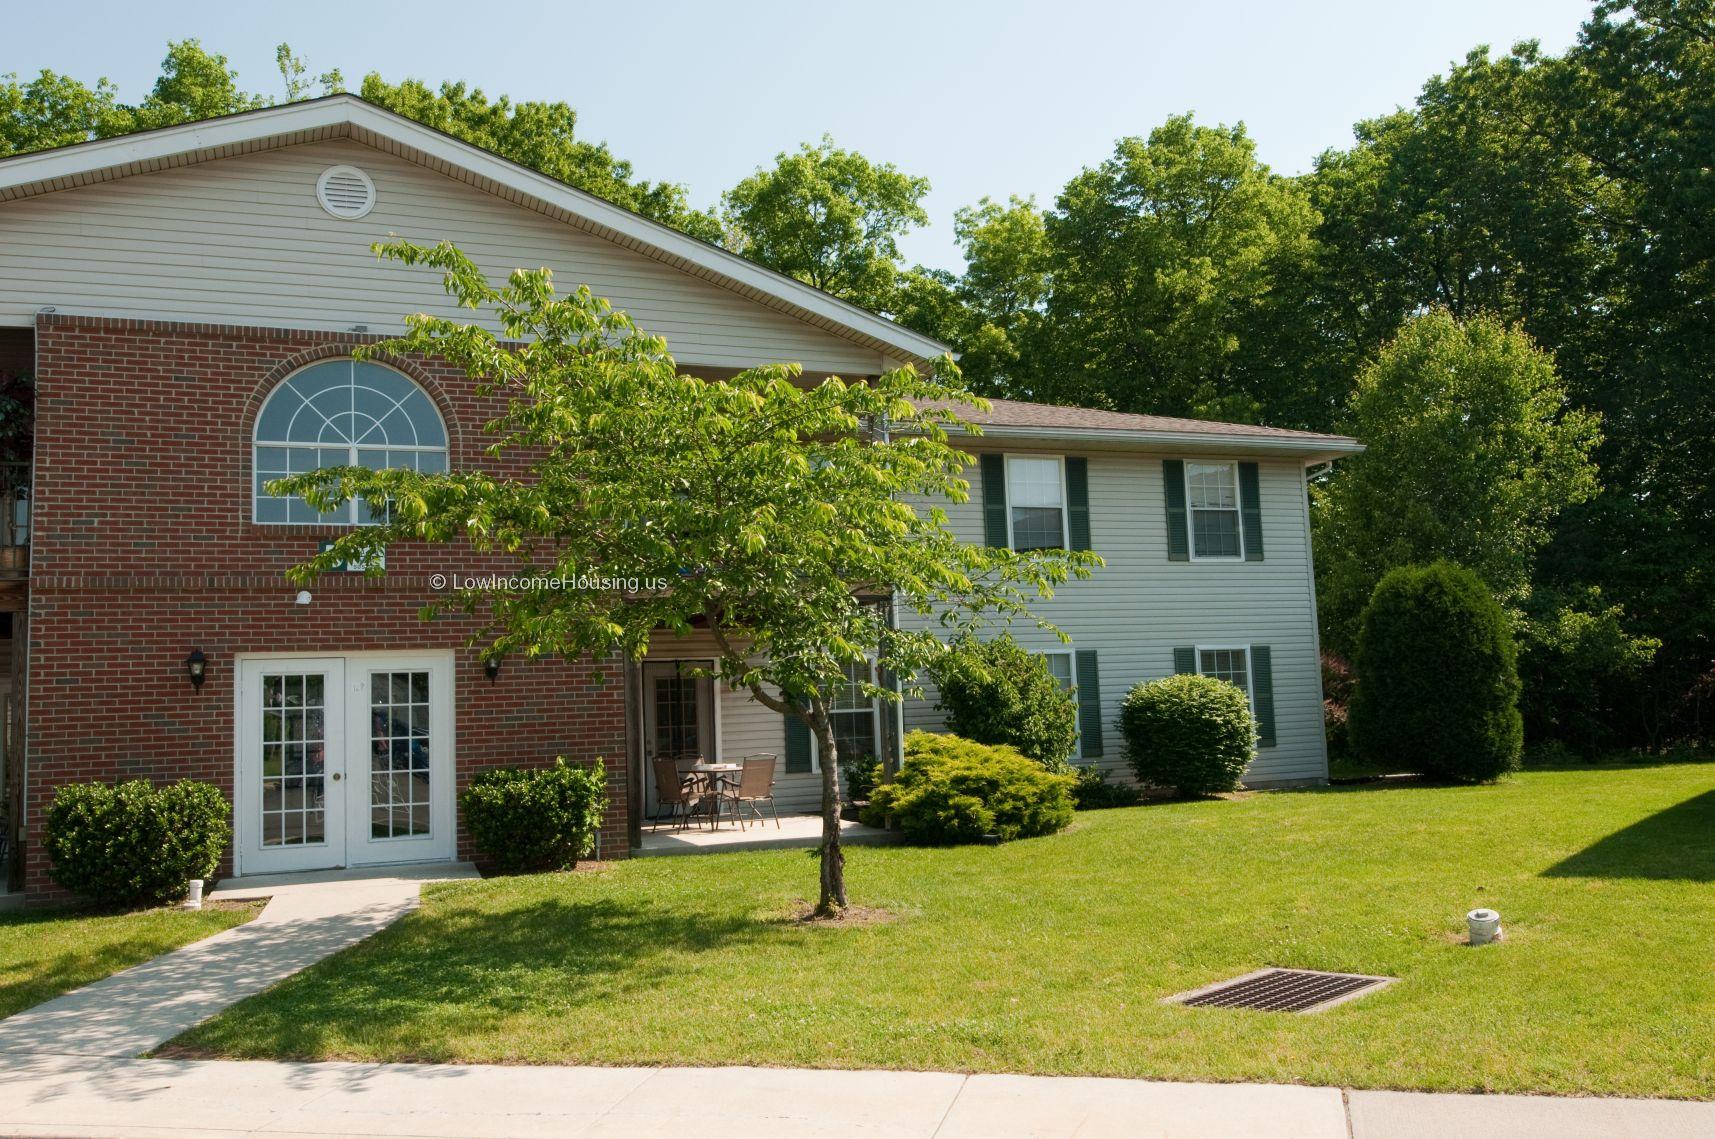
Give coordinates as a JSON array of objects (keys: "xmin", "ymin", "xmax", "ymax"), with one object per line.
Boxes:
[
  {"xmin": 862, "ymin": 731, "xmax": 1074, "ymax": 844},
  {"xmin": 461, "ymin": 758, "xmax": 609, "ymax": 873},
  {"xmin": 1120, "ymin": 674, "xmax": 1255, "ymax": 796},
  {"xmin": 44, "ymin": 779, "xmax": 229, "ymax": 906}
]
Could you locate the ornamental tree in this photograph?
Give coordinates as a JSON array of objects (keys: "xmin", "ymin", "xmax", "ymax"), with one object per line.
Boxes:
[{"xmin": 276, "ymin": 240, "xmax": 1097, "ymax": 915}]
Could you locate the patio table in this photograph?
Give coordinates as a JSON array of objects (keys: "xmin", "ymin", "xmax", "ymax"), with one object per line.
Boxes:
[{"xmin": 686, "ymin": 762, "xmax": 743, "ymax": 830}]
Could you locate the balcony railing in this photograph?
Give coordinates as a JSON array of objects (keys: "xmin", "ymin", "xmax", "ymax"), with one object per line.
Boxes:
[{"xmin": 1, "ymin": 462, "xmax": 27, "ymax": 576}]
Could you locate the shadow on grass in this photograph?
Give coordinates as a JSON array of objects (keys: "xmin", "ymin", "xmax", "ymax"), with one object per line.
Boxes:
[
  {"xmin": 171, "ymin": 891, "xmax": 780, "ymax": 1060},
  {"xmin": 1543, "ymin": 790, "xmax": 1715, "ymax": 882}
]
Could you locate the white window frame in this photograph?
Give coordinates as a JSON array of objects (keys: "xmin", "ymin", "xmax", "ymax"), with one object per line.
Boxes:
[
  {"xmin": 1003, "ymin": 453, "xmax": 1070, "ymax": 553},
  {"xmin": 810, "ymin": 659, "xmax": 883, "ymax": 774},
  {"xmin": 1038, "ymin": 648, "xmax": 1083, "ymax": 761},
  {"xmin": 252, "ymin": 359, "xmax": 449, "ymax": 527},
  {"xmin": 1194, "ymin": 643, "xmax": 1256, "ymax": 717},
  {"xmin": 1184, "ymin": 459, "xmax": 1245, "ymax": 562}
]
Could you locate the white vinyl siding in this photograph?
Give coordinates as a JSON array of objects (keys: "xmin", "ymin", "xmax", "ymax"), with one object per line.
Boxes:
[
  {"xmin": 903, "ymin": 449, "xmax": 1329, "ymax": 786},
  {"xmin": 0, "ymin": 139, "xmax": 885, "ymax": 374}
]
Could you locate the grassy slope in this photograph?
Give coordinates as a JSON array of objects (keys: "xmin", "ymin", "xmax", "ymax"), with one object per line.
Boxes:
[
  {"xmin": 1, "ymin": 903, "xmax": 255, "ymax": 1019},
  {"xmin": 174, "ymin": 764, "xmax": 1715, "ymax": 1098}
]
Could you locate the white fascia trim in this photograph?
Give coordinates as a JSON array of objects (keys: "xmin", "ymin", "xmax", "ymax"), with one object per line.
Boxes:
[
  {"xmin": 971, "ymin": 423, "xmax": 1365, "ymax": 460},
  {"xmin": 0, "ymin": 96, "xmax": 951, "ymax": 365}
]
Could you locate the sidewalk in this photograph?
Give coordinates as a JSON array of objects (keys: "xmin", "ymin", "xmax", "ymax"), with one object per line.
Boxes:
[{"xmin": 1, "ymin": 1053, "xmax": 1711, "ymax": 1138}]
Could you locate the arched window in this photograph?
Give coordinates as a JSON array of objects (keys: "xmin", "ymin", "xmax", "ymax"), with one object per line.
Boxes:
[{"xmin": 253, "ymin": 359, "xmax": 448, "ymax": 524}]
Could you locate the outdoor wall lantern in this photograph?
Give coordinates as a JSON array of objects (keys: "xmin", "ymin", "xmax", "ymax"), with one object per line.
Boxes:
[
  {"xmin": 185, "ymin": 648, "xmax": 208, "ymax": 690},
  {"xmin": 484, "ymin": 656, "xmax": 503, "ymax": 684}
]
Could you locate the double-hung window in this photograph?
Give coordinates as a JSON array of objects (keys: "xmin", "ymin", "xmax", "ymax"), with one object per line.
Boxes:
[
  {"xmin": 1007, "ymin": 456, "xmax": 1067, "ymax": 551},
  {"xmin": 1197, "ymin": 646, "xmax": 1253, "ymax": 712},
  {"xmin": 1186, "ymin": 461, "xmax": 1242, "ymax": 559},
  {"xmin": 1039, "ymin": 649, "xmax": 1082, "ymax": 758},
  {"xmin": 828, "ymin": 659, "xmax": 881, "ymax": 764}
]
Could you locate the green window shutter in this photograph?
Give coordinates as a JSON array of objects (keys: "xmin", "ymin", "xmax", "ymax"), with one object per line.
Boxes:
[
  {"xmin": 1251, "ymin": 645, "xmax": 1276, "ymax": 747},
  {"xmin": 1074, "ymin": 649, "xmax": 1103, "ymax": 759},
  {"xmin": 1066, "ymin": 457, "xmax": 1092, "ymax": 552},
  {"xmin": 1238, "ymin": 461, "xmax": 1264, "ymax": 562},
  {"xmin": 1162, "ymin": 459, "xmax": 1189, "ymax": 561},
  {"xmin": 784, "ymin": 710, "xmax": 812, "ymax": 773},
  {"xmin": 980, "ymin": 453, "xmax": 1009, "ymax": 548},
  {"xmin": 1173, "ymin": 646, "xmax": 1197, "ymax": 675}
]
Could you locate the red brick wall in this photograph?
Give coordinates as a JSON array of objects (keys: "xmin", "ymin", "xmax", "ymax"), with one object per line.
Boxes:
[{"xmin": 22, "ymin": 314, "xmax": 632, "ymax": 900}]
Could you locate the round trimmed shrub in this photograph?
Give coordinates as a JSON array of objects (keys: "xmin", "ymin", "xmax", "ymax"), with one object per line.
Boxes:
[
  {"xmin": 1120, "ymin": 674, "xmax": 1255, "ymax": 796},
  {"xmin": 929, "ymin": 636, "xmax": 1079, "ymax": 772},
  {"xmin": 461, "ymin": 757, "xmax": 609, "ymax": 873},
  {"xmin": 862, "ymin": 731, "xmax": 1075, "ymax": 844},
  {"xmin": 1350, "ymin": 562, "xmax": 1522, "ymax": 782},
  {"xmin": 44, "ymin": 779, "xmax": 229, "ymax": 906}
]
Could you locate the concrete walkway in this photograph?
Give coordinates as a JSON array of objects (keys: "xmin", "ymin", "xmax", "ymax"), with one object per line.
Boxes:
[{"xmin": 0, "ymin": 863, "xmax": 477, "ymax": 1058}]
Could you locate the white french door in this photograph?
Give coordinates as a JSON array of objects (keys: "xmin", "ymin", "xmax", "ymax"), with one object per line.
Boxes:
[{"xmin": 236, "ymin": 652, "xmax": 454, "ymax": 876}]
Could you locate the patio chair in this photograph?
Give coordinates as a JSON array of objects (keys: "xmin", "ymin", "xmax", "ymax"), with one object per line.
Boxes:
[
  {"xmin": 727, "ymin": 753, "xmax": 779, "ymax": 829},
  {"xmin": 651, "ymin": 755, "xmax": 703, "ymax": 831}
]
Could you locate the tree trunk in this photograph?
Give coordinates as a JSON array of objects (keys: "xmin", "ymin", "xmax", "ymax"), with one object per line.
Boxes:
[{"xmin": 808, "ymin": 702, "xmax": 847, "ymax": 915}]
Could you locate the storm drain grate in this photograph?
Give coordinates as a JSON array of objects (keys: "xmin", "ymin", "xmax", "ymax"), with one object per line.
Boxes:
[{"xmin": 1167, "ymin": 968, "xmax": 1396, "ymax": 1013}]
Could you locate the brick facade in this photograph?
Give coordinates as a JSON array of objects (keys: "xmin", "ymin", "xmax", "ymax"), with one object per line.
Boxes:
[{"xmin": 20, "ymin": 313, "xmax": 632, "ymax": 900}]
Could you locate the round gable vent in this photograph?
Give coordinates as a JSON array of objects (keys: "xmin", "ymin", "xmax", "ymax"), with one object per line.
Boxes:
[{"xmin": 315, "ymin": 165, "xmax": 375, "ymax": 219}]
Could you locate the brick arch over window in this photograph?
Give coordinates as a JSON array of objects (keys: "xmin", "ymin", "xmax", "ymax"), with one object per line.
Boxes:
[
  {"xmin": 241, "ymin": 344, "xmax": 460, "ymax": 446},
  {"xmin": 247, "ymin": 351, "xmax": 453, "ymax": 525}
]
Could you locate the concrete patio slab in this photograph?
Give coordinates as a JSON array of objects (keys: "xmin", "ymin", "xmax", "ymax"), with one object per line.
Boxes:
[
  {"xmin": 0, "ymin": 864, "xmax": 477, "ymax": 1058},
  {"xmin": 636, "ymin": 814, "xmax": 897, "ymax": 856}
]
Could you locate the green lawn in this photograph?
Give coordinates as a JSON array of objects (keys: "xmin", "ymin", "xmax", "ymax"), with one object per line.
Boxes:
[
  {"xmin": 1, "ymin": 902, "xmax": 255, "ymax": 1019},
  {"xmin": 173, "ymin": 763, "xmax": 1715, "ymax": 1099}
]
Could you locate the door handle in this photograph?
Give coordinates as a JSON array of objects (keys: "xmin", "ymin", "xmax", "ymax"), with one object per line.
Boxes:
[{"xmin": 331, "ymin": 772, "xmax": 343, "ymax": 782}]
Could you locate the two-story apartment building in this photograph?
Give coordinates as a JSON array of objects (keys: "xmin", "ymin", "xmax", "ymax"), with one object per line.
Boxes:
[{"xmin": 0, "ymin": 96, "xmax": 1359, "ymax": 902}]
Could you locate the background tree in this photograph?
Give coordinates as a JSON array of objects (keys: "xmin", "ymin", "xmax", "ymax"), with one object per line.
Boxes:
[
  {"xmin": 279, "ymin": 241, "xmax": 1096, "ymax": 916},
  {"xmin": 1, "ymin": 40, "xmax": 266, "ymax": 155},
  {"xmin": 1030, "ymin": 116, "xmax": 1318, "ymax": 420},
  {"xmin": 1532, "ymin": 0, "xmax": 1715, "ymax": 742},
  {"xmin": 0, "ymin": 42, "xmax": 718, "ymax": 241},
  {"xmin": 358, "ymin": 75, "xmax": 720, "ymax": 240},
  {"xmin": 1313, "ymin": 310, "xmax": 1602, "ymax": 654},
  {"xmin": 721, "ymin": 136, "xmax": 930, "ymax": 313}
]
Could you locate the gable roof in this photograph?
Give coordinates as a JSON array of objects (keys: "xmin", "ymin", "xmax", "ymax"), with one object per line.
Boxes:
[
  {"xmin": 0, "ymin": 94, "xmax": 950, "ymax": 365},
  {"xmin": 924, "ymin": 397, "xmax": 1363, "ymax": 459}
]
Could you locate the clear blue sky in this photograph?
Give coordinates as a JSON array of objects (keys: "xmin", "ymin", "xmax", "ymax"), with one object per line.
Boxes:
[{"xmin": 6, "ymin": 0, "xmax": 1594, "ymax": 271}]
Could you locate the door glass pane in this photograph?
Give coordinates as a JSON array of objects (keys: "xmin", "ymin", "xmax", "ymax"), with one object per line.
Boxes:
[
  {"xmin": 370, "ymin": 670, "xmax": 432, "ymax": 839},
  {"xmin": 259, "ymin": 671, "xmax": 328, "ymax": 846},
  {"xmin": 653, "ymin": 675, "xmax": 701, "ymax": 761}
]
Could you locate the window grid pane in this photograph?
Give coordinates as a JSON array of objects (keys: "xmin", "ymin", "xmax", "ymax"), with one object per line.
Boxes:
[
  {"xmin": 254, "ymin": 359, "xmax": 447, "ymax": 524},
  {"xmin": 1187, "ymin": 462, "xmax": 1241, "ymax": 558},
  {"xmin": 369, "ymin": 669, "xmax": 432, "ymax": 839},
  {"xmin": 1043, "ymin": 652, "xmax": 1074, "ymax": 690},
  {"xmin": 1198, "ymin": 648, "xmax": 1250, "ymax": 696},
  {"xmin": 259, "ymin": 672, "xmax": 326, "ymax": 847}
]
